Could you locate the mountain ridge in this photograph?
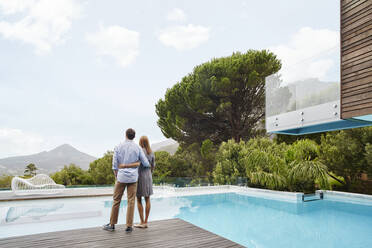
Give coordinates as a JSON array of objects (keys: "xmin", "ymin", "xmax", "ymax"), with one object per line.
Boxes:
[
  {"xmin": 0, "ymin": 140, "xmax": 179, "ymax": 175},
  {"xmin": 152, "ymin": 139, "xmax": 178, "ymax": 154},
  {"xmin": 0, "ymin": 144, "xmax": 97, "ymax": 175}
]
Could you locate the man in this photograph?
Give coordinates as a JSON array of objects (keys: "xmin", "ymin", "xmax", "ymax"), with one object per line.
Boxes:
[{"xmin": 103, "ymin": 128, "xmax": 150, "ymax": 233}]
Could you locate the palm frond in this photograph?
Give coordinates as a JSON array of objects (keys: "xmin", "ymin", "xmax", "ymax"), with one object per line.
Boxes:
[
  {"xmin": 289, "ymin": 160, "xmax": 330, "ymax": 189},
  {"xmin": 249, "ymin": 171, "xmax": 287, "ymax": 190}
]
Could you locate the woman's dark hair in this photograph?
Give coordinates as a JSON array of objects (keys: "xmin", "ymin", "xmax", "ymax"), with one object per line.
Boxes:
[{"xmin": 126, "ymin": 128, "xmax": 136, "ymax": 140}]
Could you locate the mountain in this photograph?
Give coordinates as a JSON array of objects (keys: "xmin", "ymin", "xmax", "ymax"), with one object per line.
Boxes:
[
  {"xmin": 0, "ymin": 144, "xmax": 97, "ymax": 175},
  {"xmin": 152, "ymin": 139, "xmax": 179, "ymax": 155}
]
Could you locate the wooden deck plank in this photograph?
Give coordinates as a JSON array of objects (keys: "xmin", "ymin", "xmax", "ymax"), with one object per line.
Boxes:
[{"xmin": 0, "ymin": 218, "xmax": 243, "ymax": 248}]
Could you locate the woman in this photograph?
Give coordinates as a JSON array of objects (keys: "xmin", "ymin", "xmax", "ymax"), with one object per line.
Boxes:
[{"xmin": 135, "ymin": 136, "xmax": 155, "ymax": 228}]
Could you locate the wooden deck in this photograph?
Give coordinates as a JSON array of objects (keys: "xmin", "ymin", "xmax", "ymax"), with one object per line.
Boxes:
[{"xmin": 0, "ymin": 218, "xmax": 243, "ymax": 248}]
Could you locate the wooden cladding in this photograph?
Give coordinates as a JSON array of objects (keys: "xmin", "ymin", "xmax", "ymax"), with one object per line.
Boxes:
[{"xmin": 341, "ymin": 0, "xmax": 372, "ymax": 119}]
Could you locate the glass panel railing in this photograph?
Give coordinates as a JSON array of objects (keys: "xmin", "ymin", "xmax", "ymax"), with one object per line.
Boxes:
[
  {"xmin": 265, "ymin": 74, "xmax": 296, "ymax": 117},
  {"xmin": 0, "ymin": 177, "xmax": 249, "ymax": 191},
  {"xmin": 295, "ymin": 78, "xmax": 339, "ymax": 110},
  {"xmin": 0, "ymin": 178, "xmax": 241, "ymax": 191},
  {"xmin": 266, "ymin": 76, "xmax": 340, "ymax": 118},
  {"xmin": 265, "ymin": 54, "xmax": 341, "ymax": 134},
  {"xmin": 152, "ymin": 176, "xmax": 248, "ymax": 187}
]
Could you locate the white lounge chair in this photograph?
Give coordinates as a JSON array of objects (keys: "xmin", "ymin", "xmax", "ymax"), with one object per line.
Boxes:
[{"xmin": 11, "ymin": 174, "xmax": 65, "ymax": 195}]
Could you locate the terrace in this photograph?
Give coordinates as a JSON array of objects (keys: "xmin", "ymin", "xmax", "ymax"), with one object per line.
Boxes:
[
  {"xmin": 0, "ymin": 0, "xmax": 371, "ymax": 247},
  {"xmin": 1, "ymin": 185, "xmax": 371, "ymax": 247},
  {"xmin": 1, "ymin": 219, "xmax": 243, "ymax": 248}
]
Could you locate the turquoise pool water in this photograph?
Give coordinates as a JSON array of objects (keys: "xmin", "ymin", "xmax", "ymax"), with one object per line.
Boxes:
[
  {"xmin": 0, "ymin": 193, "xmax": 371, "ymax": 247},
  {"xmin": 177, "ymin": 194, "xmax": 372, "ymax": 247}
]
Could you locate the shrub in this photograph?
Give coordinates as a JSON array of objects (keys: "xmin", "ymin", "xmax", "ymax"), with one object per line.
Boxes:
[
  {"xmin": 213, "ymin": 140, "xmax": 248, "ymax": 184},
  {"xmin": 51, "ymin": 164, "xmax": 93, "ymax": 186},
  {"xmin": 0, "ymin": 174, "xmax": 13, "ymax": 188},
  {"xmin": 319, "ymin": 128, "xmax": 372, "ymax": 190},
  {"xmin": 213, "ymin": 138, "xmax": 329, "ymax": 192},
  {"xmin": 88, "ymin": 151, "xmax": 115, "ymax": 185}
]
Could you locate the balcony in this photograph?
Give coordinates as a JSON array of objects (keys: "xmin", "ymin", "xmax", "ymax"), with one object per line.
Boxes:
[{"xmin": 265, "ymin": 74, "xmax": 372, "ymax": 135}]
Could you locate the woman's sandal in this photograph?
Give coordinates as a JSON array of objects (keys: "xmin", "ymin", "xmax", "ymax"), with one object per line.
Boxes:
[{"xmin": 134, "ymin": 223, "xmax": 148, "ymax": 228}]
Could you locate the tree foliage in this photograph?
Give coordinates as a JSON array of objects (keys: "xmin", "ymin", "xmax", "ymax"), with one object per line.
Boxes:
[
  {"xmin": 156, "ymin": 50, "xmax": 281, "ymax": 146},
  {"xmin": 288, "ymin": 160, "xmax": 329, "ymax": 190},
  {"xmin": 213, "ymin": 140, "xmax": 248, "ymax": 185},
  {"xmin": 152, "ymin": 151, "xmax": 172, "ymax": 180},
  {"xmin": 275, "ymin": 132, "xmax": 324, "ymax": 145},
  {"xmin": 35, "ymin": 126, "xmax": 372, "ymax": 195},
  {"xmin": 365, "ymin": 143, "xmax": 372, "ymax": 177},
  {"xmin": 319, "ymin": 127, "xmax": 372, "ymax": 189},
  {"xmin": 24, "ymin": 163, "xmax": 37, "ymax": 177},
  {"xmin": 200, "ymin": 139, "xmax": 217, "ymax": 175},
  {"xmin": 153, "ymin": 141, "xmax": 217, "ymax": 181},
  {"xmin": 88, "ymin": 151, "xmax": 115, "ymax": 185},
  {"xmin": 51, "ymin": 164, "xmax": 93, "ymax": 186},
  {"xmin": 0, "ymin": 174, "xmax": 12, "ymax": 188},
  {"xmin": 243, "ymin": 138, "xmax": 288, "ymax": 190},
  {"xmin": 213, "ymin": 138, "xmax": 329, "ymax": 192}
]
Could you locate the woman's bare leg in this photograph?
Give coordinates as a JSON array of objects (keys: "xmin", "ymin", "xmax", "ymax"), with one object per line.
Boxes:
[
  {"xmin": 136, "ymin": 196, "xmax": 145, "ymax": 224},
  {"xmin": 144, "ymin": 196, "xmax": 151, "ymax": 224}
]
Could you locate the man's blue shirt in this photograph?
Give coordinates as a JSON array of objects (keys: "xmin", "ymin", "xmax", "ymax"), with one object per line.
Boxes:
[{"xmin": 112, "ymin": 139, "xmax": 150, "ymax": 183}]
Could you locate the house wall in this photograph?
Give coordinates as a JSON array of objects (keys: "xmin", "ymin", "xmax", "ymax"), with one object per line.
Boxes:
[{"xmin": 341, "ymin": 0, "xmax": 372, "ymax": 119}]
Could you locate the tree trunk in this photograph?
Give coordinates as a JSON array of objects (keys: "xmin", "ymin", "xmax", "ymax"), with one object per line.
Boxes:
[
  {"xmin": 344, "ymin": 176, "xmax": 352, "ymax": 190},
  {"xmin": 232, "ymin": 133, "xmax": 241, "ymax": 142}
]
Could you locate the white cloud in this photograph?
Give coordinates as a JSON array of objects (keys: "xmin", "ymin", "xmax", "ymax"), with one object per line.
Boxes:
[
  {"xmin": 167, "ymin": 8, "xmax": 186, "ymax": 21},
  {"xmin": 0, "ymin": 0, "xmax": 33, "ymax": 14},
  {"xmin": 270, "ymin": 27, "xmax": 339, "ymax": 83},
  {"xmin": 86, "ymin": 25, "xmax": 140, "ymax": 68},
  {"xmin": 0, "ymin": 128, "xmax": 46, "ymax": 157},
  {"xmin": 158, "ymin": 24, "xmax": 210, "ymax": 51},
  {"xmin": 0, "ymin": 0, "xmax": 83, "ymax": 54}
]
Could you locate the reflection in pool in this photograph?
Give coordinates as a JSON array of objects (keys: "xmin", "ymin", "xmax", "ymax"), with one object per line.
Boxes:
[{"xmin": 5, "ymin": 203, "xmax": 64, "ymax": 223}]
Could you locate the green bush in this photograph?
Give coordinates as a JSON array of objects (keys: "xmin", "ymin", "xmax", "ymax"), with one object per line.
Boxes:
[
  {"xmin": 364, "ymin": 143, "xmax": 372, "ymax": 178},
  {"xmin": 51, "ymin": 164, "xmax": 93, "ymax": 186},
  {"xmin": 319, "ymin": 127, "xmax": 372, "ymax": 190},
  {"xmin": 212, "ymin": 140, "xmax": 248, "ymax": 184},
  {"xmin": 0, "ymin": 174, "xmax": 13, "ymax": 188},
  {"xmin": 243, "ymin": 140, "xmax": 288, "ymax": 190},
  {"xmin": 213, "ymin": 138, "xmax": 329, "ymax": 192},
  {"xmin": 153, "ymin": 151, "xmax": 172, "ymax": 180},
  {"xmin": 38, "ymin": 126, "xmax": 372, "ymax": 195},
  {"xmin": 88, "ymin": 151, "xmax": 115, "ymax": 185}
]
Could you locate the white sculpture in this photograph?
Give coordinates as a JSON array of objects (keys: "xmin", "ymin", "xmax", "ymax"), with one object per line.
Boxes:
[{"xmin": 11, "ymin": 174, "xmax": 65, "ymax": 195}]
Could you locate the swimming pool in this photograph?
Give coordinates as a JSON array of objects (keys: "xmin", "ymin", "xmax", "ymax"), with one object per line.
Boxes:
[{"xmin": 0, "ymin": 191, "xmax": 371, "ymax": 247}]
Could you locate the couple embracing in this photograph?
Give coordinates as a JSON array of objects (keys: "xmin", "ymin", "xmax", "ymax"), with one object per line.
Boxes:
[{"xmin": 103, "ymin": 128, "xmax": 155, "ymax": 233}]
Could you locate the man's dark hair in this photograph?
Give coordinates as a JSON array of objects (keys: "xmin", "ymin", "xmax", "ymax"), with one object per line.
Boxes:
[{"xmin": 126, "ymin": 128, "xmax": 136, "ymax": 140}]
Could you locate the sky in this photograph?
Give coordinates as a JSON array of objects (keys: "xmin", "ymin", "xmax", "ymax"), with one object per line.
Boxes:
[{"xmin": 0, "ymin": 0, "xmax": 340, "ymax": 158}]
